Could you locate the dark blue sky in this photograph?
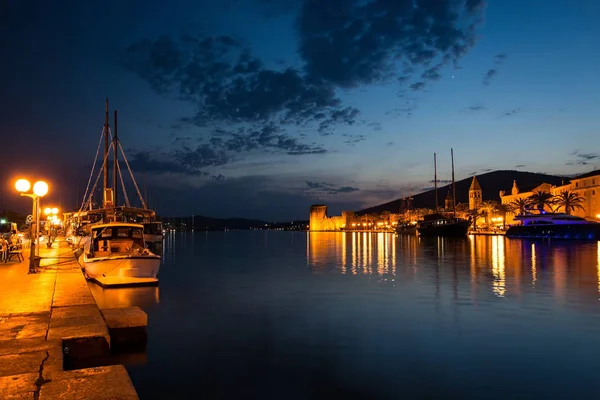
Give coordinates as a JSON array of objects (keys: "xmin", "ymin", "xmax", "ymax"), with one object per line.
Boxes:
[{"xmin": 1, "ymin": 0, "xmax": 598, "ymax": 221}]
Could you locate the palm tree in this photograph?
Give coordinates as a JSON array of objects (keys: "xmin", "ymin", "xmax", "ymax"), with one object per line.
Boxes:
[
  {"xmin": 509, "ymin": 198, "xmax": 530, "ymax": 216},
  {"xmin": 528, "ymin": 190, "xmax": 554, "ymax": 212},
  {"xmin": 465, "ymin": 208, "xmax": 483, "ymax": 231},
  {"xmin": 553, "ymin": 190, "xmax": 585, "ymax": 215},
  {"xmin": 495, "ymin": 203, "xmax": 510, "ymax": 230},
  {"xmin": 481, "ymin": 200, "xmax": 498, "ymax": 228}
]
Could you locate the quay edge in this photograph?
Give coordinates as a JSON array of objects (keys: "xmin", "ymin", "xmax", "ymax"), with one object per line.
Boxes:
[{"xmin": 0, "ymin": 238, "xmax": 146, "ymax": 399}]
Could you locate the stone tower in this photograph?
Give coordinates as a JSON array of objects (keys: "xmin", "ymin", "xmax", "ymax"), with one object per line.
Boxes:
[
  {"xmin": 469, "ymin": 176, "xmax": 482, "ymax": 210},
  {"xmin": 511, "ymin": 180, "xmax": 519, "ymax": 196},
  {"xmin": 309, "ymin": 205, "xmax": 328, "ymax": 231},
  {"xmin": 444, "ymin": 190, "xmax": 453, "ymax": 210}
]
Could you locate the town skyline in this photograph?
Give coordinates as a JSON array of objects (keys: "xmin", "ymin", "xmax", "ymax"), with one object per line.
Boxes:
[{"xmin": 1, "ymin": 0, "xmax": 599, "ymax": 221}]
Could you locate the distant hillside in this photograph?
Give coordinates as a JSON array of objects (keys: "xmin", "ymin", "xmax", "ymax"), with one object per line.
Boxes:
[
  {"xmin": 358, "ymin": 170, "xmax": 568, "ymax": 215},
  {"xmin": 162, "ymin": 215, "xmax": 269, "ymax": 230}
]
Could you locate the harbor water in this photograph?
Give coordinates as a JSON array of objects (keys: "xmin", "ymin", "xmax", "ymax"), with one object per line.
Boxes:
[{"xmin": 90, "ymin": 231, "xmax": 600, "ymax": 399}]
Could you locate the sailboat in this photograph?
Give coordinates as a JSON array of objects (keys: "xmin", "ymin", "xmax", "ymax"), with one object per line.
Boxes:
[
  {"xmin": 71, "ymin": 100, "xmax": 161, "ymax": 285},
  {"xmin": 416, "ymin": 149, "xmax": 470, "ymax": 237}
]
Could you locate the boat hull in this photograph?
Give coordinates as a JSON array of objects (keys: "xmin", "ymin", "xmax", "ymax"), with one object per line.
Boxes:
[
  {"xmin": 81, "ymin": 255, "xmax": 160, "ymax": 279},
  {"xmin": 505, "ymin": 224, "xmax": 600, "ymax": 240},
  {"xmin": 417, "ymin": 220, "xmax": 470, "ymax": 237}
]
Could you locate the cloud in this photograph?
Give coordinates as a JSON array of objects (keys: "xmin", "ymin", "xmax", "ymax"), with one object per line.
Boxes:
[
  {"xmin": 514, "ymin": 164, "xmax": 526, "ymax": 168},
  {"xmin": 482, "ymin": 53, "xmax": 507, "ymax": 85},
  {"xmin": 342, "ymin": 134, "xmax": 365, "ymax": 146},
  {"xmin": 494, "ymin": 53, "xmax": 507, "ymax": 64},
  {"xmin": 502, "ymin": 108, "xmax": 520, "ymax": 117},
  {"xmin": 567, "ymin": 150, "xmax": 599, "ymax": 166},
  {"xmin": 305, "ymin": 181, "xmax": 360, "ymax": 195},
  {"xmin": 482, "ymin": 69, "xmax": 497, "ymax": 85},
  {"xmin": 464, "ymin": 104, "xmax": 485, "ymax": 112},
  {"xmin": 298, "ymin": 0, "xmax": 485, "ymax": 88},
  {"xmin": 126, "ymin": 124, "xmax": 328, "ymax": 177},
  {"xmin": 385, "ymin": 142, "xmax": 394, "ymax": 147},
  {"xmin": 409, "ymin": 82, "xmax": 426, "ymax": 91},
  {"xmin": 386, "ymin": 98, "xmax": 418, "ymax": 118},
  {"xmin": 429, "ymin": 179, "xmax": 452, "ymax": 184},
  {"xmin": 122, "ymin": 34, "xmax": 360, "ymax": 136}
]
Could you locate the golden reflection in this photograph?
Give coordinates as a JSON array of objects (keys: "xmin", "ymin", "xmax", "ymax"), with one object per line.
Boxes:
[
  {"xmin": 307, "ymin": 231, "xmax": 397, "ymax": 278},
  {"xmin": 88, "ymin": 283, "xmax": 160, "ymax": 310},
  {"xmin": 531, "ymin": 243, "xmax": 537, "ymax": 287},
  {"xmin": 491, "ymin": 236, "xmax": 506, "ymax": 297},
  {"xmin": 597, "ymin": 241, "xmax": 600, "ymax": 298},
  {"xmin": 377, "ymin": 232, "xmax": 385, "ymax": 275},
  {"xmin": 468, "ymin": 235, "xmax": 476, "ymax": 284}
]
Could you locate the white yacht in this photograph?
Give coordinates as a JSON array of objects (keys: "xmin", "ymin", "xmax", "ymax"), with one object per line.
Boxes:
[
  {"xmin": 80, "ymin": 223, "xmax": 160, "ymax": 283},
  {"xmin": 505, "ymin": 212, "xmax": 600, "ymax": 239}
]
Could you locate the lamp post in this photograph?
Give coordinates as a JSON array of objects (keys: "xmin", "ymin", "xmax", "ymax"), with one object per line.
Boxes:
[
  {"xmin": 15, "ymin": 178, "xmax": 49, "ymax": 274},
  {"xmin": 44, "ymin": 207, "xmax": 59, "ymax": 247}
]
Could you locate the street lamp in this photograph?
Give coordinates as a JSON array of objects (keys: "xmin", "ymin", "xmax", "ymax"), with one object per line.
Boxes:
[
  {"xmin": 43, "ymin": 207, "xmax": 60, "ymax": 247},
  {"xmin": 15, "ymin": 178, "xmax": 49, "ymax": 273}
]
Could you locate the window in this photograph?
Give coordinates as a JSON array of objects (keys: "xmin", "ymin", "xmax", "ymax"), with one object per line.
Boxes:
[{"xmin": 575, "ymin": 182, "xmax": 579, "ymax": 187}]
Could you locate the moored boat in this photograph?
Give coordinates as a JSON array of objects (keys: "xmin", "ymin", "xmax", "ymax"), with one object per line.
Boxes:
[
  {"xmin": 80, "ymin": 223, "xmax": 160, "ymax": 282},
  {"xmin": 505, "ymin": 212, "xmax": 600, "ymax": 240},
  {"xmin": 416, "ymin": 213, "xmax": 470, "ymax": 237}
]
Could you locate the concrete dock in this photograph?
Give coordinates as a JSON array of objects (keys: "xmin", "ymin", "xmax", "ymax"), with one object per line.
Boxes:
[{"xmin": 0, "ymin": 239, "xmax": 142, "ymax": 399}]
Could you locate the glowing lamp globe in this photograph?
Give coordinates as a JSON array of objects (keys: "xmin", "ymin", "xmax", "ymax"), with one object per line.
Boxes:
[
  {"xmin": 33, "ymin": 181, "xmax": 49, "ymax": 197},
  {"xmin": 15, "ymin": 179, "xmax": 31, "ymax": 193},
  {"xmin": 44, "ymin": 208, "xmax": 52, "ymax": 215},
  {"xmin": 51, "ymin": 207, "xmax": 58, "ymax": 214}
]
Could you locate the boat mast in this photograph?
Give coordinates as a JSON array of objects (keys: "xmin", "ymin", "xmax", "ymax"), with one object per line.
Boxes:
[
  {"xmin": 434, "ymin": 153, "xmax": 438, "ymax": 212},
  {"xmin": 113, "ymin": 110, "xmax": 118, "ymax": 210},
  {"xmin": 103, "ymin": 99, "xmax": 109, "ymax": 208},
  {"xmin": 451, "ymin": 148, "xmax": 456, "ymax": 217}
]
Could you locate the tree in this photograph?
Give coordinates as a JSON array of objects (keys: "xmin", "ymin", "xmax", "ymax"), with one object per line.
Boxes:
[
  {"xmin": 509, "ymin": 197, "xmax": 529, "ymax": 216},
  {"xmin": 528, "ymin": 190, "xmax": 554, "ymax": 212},
  {"xmin": 465, "ymin": 208, "xmax": 483, "ymax": 231},
  {"xmin": 553, "ymin": 190, "xmax": 585, "ymax": 215},
  {"xmin": 495, "ymin": 203, "xmax": 510, "ymax": 230},
  {"xmin": 481, "ymin": 200, "xmax": 498, "ymax": 228}
]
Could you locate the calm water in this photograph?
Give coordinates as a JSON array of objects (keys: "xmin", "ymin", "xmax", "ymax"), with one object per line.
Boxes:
[{"xmin": 90, "ymin": 231, "xmax": 600, "ymax": 399}]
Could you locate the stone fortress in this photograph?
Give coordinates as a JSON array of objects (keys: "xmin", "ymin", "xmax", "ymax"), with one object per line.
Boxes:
[{"xmin": 309, "ymin": 171, "xmax": 600, "ymax": 231}]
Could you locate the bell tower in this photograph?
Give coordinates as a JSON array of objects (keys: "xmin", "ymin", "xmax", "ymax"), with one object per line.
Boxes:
[{"xmin": 469, "ymin": 176, "xmax": 482, "ymax": 210}]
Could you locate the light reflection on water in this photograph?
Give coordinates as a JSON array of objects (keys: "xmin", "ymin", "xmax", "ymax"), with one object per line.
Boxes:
[{"xmin": 103, "ymin": 232, "xmax": 600, "ymax": 399}]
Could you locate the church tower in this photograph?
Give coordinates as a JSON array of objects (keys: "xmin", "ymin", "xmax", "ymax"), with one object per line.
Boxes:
[
  {"xmin": 444, "ymin": 190, "xmax": 453, "ymax": 210},
  {"xmin": 469, "ymin": 176, "xmax": 482, "ymax": 210},
  {"xmin": 511, "ymin": 180, "xmax": 519, "ymax": 196}
]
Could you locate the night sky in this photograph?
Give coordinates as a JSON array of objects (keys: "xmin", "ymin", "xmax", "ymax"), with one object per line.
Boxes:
[{"xmin": 1, "ymin": 0, "xmax": 599, "ymax": 221}]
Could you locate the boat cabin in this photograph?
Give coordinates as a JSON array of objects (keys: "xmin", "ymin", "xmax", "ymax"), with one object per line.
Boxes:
[{"xmin": 89, "ymin": 223, "xmax": 147, "ymax": 257}]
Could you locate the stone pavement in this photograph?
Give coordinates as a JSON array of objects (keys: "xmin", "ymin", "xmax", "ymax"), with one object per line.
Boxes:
[{"xmin": 0, "ymin": 239, "xmax": 139, "ymax": 399}]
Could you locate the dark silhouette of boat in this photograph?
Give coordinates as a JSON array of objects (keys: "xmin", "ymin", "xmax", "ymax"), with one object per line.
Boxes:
[
  {"xmin": 416, "ymin": 150, "xmax": 470, "ymax": 237},
  {"xmin": 416, "ymin": 213, "xmax": 470, "ymax": 237}
]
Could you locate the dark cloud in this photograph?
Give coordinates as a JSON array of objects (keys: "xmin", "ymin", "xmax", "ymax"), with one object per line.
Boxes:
[
  {"xmin": 482, "ymin": 53, "xmax": 507, "ymax": 85},
  {"xmin": 386, "ymin": 98, "xmax": 417, "ymax": 118},
  {"xmin": 342, "ymin": 134, "xmax": 366, "ymax": 146},
  {"xmin": 494, "ymin": 53, "xmax": 507, "ymax": 64},
  {"xmin": 298, "ymin": 0, "xmax": 485, "ymax": 88},
  {"xmin": 429, "ymin": 179, "xmax": 452, "ymax": 184},
  {"xmin": 502, "ymin": 108, "xmax": 520, "ymax": 117},
  {"xmin": 305, "ymin": 181, "xmax": 360, "ymax": 195},
  {"xmin": 465, "ymin": 104, "xmax": 485, "ymax": 112},
  {"xmin": 482, "ymin": 69, "xmax": 497, "ymax": 85},
  {"xmin": 127, "ymin": 123, "xmax": 328, "ymax": 176},
  {"xmin": 122, "ymin": 34, "xmax": 359, "ymax": 136},
  {"xmin": 567, "ymin": 150, "xmax": 599, "ymax": 166},
  {"xmin": 514, "ymin": 164, "xmax": 526, "ymax": 168},
  {"xmin": 368, "ymin": 122, "xmax": 383, "ymax": 131},
  {"xmin": 385, "ymin": 142, "xmax": 394, "ymax": 147},
  {"xmin": 481, "ymin": 168, "xmax": 493, "ymax": 172},
  {"xmin": 409, "ymin": 82, "xmax": 426, "ymax": 91}
]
